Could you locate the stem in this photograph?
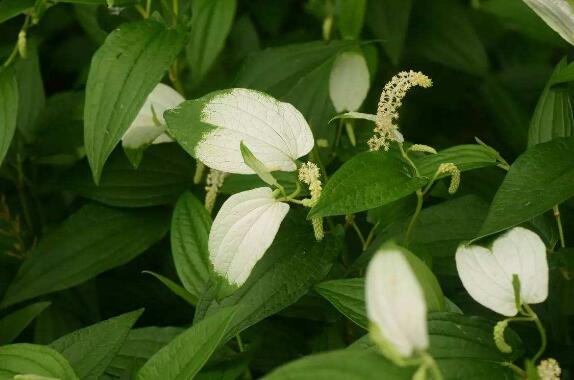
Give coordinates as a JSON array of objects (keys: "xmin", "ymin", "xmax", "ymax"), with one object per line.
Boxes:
[
  {"xmin": 404, "ymin": 189, "xmax": 423, "ymax": 245},
  {"xmin": 134, "ymin": 4, "xmax": 148, "ymax": 18},
  {"xmin": 311, "ymin": 145, "xmax": 328, "ymax": 181},
  {"xmin": 236, "ymin": 333, "xmax": 245, "ymax": 352},
  {"xmin": 503, "ymin": 362, "xmax": 526, "ymax": 377},
  {"xmin": 146, "ymin": 0, "xmax": 152, "ymax": 16},
  {"xmin": 553, "ymin": 205, "xmax": 566, "ymax": 248},
  {"xmin": 421, "ymin": 352, "xmax": 443, "ymax": 380},
  {"xmin": 523, "ymin": 304, "xmax": 547, "ymax": 363},
  {"xmin": 3, "ymin": 15, "xmax": 30, "ymax": 68},
  {"xmin": 363, "ymin": 222, "xmax": 379, "ymax": 251},
  {"xmin": 16, "ymin": 154, "xmax": 33, "ymax": 233},
  {"xmin": 349, "ymin": 219, "xmax": 366, "ymax": 248},
  {"xmin": 172, "ymin": 0, "xmax": 179, "ymax": 24},
  {"xmin": 345, "ymin": 120, "xmax": 356, "ymax": 146}
]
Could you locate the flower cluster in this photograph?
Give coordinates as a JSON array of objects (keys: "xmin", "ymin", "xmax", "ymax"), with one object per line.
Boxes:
[
  {"xmin": 537, "ymin": 358, "xmax": 561, "ymax": 380},
  {"xmin": 298, "ymin": 162, "xmax": 324, "ymax": 241},
  {"xmin": 437, "ymin": 163, "xmax": 460, "ymax": 194},
  {"xmin": 368, "ymin": 71, "xmax": 432, "ymax": 151},
  {"xmin": 204, "ymin": 169, "xmax": 226, "ymax": 213}
]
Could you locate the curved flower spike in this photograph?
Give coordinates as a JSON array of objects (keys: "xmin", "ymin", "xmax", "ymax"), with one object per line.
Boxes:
[
  {"xmin": 523, "ymin": 0, "xmax": 574, "ymax": 46},
  {"xmin": 456, "ymin": 227, "xmax": 548, "ymax": 316},
  {"xmin": 122, "ymin": 83, "xmax": 184, "ymax": 150},
  {"xmin": 366, "ymin": 248, "xmax": 428, "ymax": 359},
  {"xmin": 165, "ymin": 88, "xmax": 314, "ymax": 174},
  {"xmin": 209, "ymin": 187, "xmax": 289, "ymax": 287}
]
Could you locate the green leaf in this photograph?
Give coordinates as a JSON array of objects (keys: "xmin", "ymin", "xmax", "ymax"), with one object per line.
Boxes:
[
  {"xmin": 84, "ymin": 20, "xmax": 185, "ymax": 183},
  {"xmin": 479, "ymin": 0, "xmax": 567, "ymax": 47},
  {"xmin": 62, "ymin": 144, "xmax": 194, "ymax": 208},
  {"xmin": 50, "ymin": 309, "xmax": 143, "ymax": 380},
  {"xmin": 365, "ymin": 0, "xmax": 412, "ymax": 64},
  {"xmin": 410, "ymin": 0, "xmax": 489, "ymax": 76},
  {"xmin": 14, "ymin": 44, "xmax": 45, "ymax": 143},
  {"xmin": 413, "ymin": 144, "xmax": 500, "ymax": 179},
  {"xmin": 479, "ymin": 137, "xmax": 574, "ymax": 238},
  {"xmin": 195, "ymin": 215, "xmax": 342, "ymax": 342},
  {"xmin": 105, "ymin": 327, "xmax": 183, "ymax": 379},
  {"xmin": 0, "ymin": 343, "xmax": 78, "ymax": 380},
  {"xmin": 137, "ymin": 307, "xmax": 237, "ymax": 380},
  {"xmin": 143, "ymin": 271, "xmax": 196, "ymax": 306},
  {"xmin": 171, "ymin": 192, "xmax": 211, "ymax": 302},
  {"xmin": 0, "ymin": 68, "xmax": 18, "ymax": 166},
  {"xmin": 262, "ymin": 349, "xmax": 414, "ymax": 380},
  {"xmin": 240, "ymin": 141, "xmax": 280, "ymax": 187},
  {"xmin": 309, "ymin": 151, "xmax": 426, "ymax": 218},
  {"xmin": 316, "ymin": 249, "xmax": 445, "ymax": 329},
  {"xmin": 0, "ymin": 301, "xmax": 50, "ymax": 345},
  {"xmin": 0, "ymin": 0, "xmax": 34, "ymax": 24},
  {"xmin": 236, "ymin": 41, "xmax": 355, "ymax": 141},
  {"xmin": 528, "ymin": 58, "xmax": 574, "ymax": 146},
  {"xmin": 1, "ymin": 204, "xmax": 169, "ymax": 309},
  {"xmin": 336, "ymin": 0, "xmax": 365, "ymax": 39},
  {"xmin": 187, "ymin": 0, "xmax": 237, "ymax": 85}
]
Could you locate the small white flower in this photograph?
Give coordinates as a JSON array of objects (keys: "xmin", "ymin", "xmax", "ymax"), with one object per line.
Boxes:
[
  {"xmin": 456, "ymin": 227, "xmax": 548, "ymax": 316},
  {"xmin": 209, "ymin": 187, "xmax": 289, "ymax": 287},
  {"xmin": 122, "ymin": 83, "xmax": 185, "ymax": 150},
  {"xmin": 523, "ymin": 0, "xmax": 574, "ymax": 46},
  {"xmin": 167, "ymin": 89, "xmax": 314, "ymax": 174},
  {"xmin": 366, "ymin": 248, "xmax": 429, "ymax": 358},
  {"xmin": 538, "ymin": 358, "xmax": 562, "ymax": 380},
  {"xmin": 329, "ymin": 51, "xmax": 370, "ymax": 113}
]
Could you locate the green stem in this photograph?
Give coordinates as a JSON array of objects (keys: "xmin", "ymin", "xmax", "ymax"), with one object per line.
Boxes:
[
  {"xmin": 503, "ymin": 362, "xmax": 526, "ymax": 377},
  {"xmin": 15, "ymin": 154, "xmax": 33, "ymax": 233},
  {"xmin": 146, "ymin": 0, "xmax": 152, "ymax": 16},
  {"xmin": 345, "ymin": 120, "xmax": 356, "ymax": 146},
  {"xmin": 553, "ymin": 205, "xmax": 566, "ymax": 248},
  {"xmin": 363, "ymin": 222, "xmax": 379, "ymax": 251},
  {"xmin": 3, "ymin": 15, "xmax": 30, "ymax": 68},
  {"xmin": 311, "ymin": 145, "xmax": 328, "ymax": 181},
  {"xmin": 523, "ymin": 304, "xmax": 547, "ymax": 363},
  {"xmin": 404, "ymin": 189, "xmax": 423, "ymax": 245},
  {"xmin": 421, "ymin": 352, "xmax": 443, "ymax": 380},
  {"xmin": 349, "ymin": 219, "xmax": 366, "ymax": 248}
]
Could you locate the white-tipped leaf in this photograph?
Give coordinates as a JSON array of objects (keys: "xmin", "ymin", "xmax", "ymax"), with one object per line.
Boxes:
[
  {"xmin": 122, "ymin": 83, "xmax": 185, "ymax": 149},
  {"xmin": 164, "ymin": 88, "xmax": 314, "ymax": 174},
  {"xmin": 523, "ymin": 0, "xmax": 574, "ymax": 46},
  {"xmin": 365, "ymin": 248, "xmax": 428, "ymax": 358},
  {"xmin": 456, "ymin": 227, "xmax": 548, "ymax": 316},
  {"xmin": 329, "ymin": 51, "xmax": 370, "ymax": 113},
  {"xmin": 209, "ymin": 187, "xmax": 290, "ymax": 287}
]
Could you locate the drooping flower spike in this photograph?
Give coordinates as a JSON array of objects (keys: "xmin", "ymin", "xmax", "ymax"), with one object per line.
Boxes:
[
  {"xmin": 298, "ymin": 162, "xmax": 324, "ymax": 241},
  {"xmin": 366, "ymin": 247, "xmax": 429, "ymax": 359},
  {"xmin": 455, "ymin": 227, "xmax": 549, "ymax": 316},
  {"xmin": 122, "ymin": 83, "xmax": 184, "ymax": 165},
  {"xmin": 368, "ymin": 71, "xmax": 432, "ymax": 151}
]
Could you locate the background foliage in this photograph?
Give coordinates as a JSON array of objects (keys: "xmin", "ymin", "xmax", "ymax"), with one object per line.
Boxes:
[{"xmin": 0, "ymin": 0, "xmax": 573, "ymax": 378}]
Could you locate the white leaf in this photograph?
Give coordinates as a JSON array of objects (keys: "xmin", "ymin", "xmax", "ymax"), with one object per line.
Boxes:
[
  {"xmin": 329, "ymin": 51, "xmax": 370, "ymax": 113},
  {"xmin": 209, "ymin": 187, "xmax": 290, "ymax": 287},
  {"xmin": 122, "ymin": 83, "xmax": 185, "ymax": 149},
  {"xmin": 195, "ymin": 89, "xmax": 314, "ymax": 174},
  {"xmin": 456, "ymin": 227, "xmax": 548, "ymax": 316},
  {"xmin": 365, "ymin": 248, "xmax": 428, "ymax": 358},
  {"xmin": 523, "ymin": 0, "xmax": 574, "ymax": 46}
]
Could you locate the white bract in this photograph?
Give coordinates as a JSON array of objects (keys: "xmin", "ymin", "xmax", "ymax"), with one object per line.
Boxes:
[
  {"xmin": 523, "ymin": 0, "xmax": 574, "ymax": 46},
  {"xmin": 209, "ymin": 187, "xmax": 289, "ymax": 287},
  {"xmin": 366, "ymin": 248, "xmax": 429, "ymax": 358},
  {"xmin": 122, "ymin": 83, "xmax": 184, "ymax": 150},
  {"xmin": 190, "ymin": 89, "xmax": 314, "ymax": 174},
  {"xmin": 329, "ymin": 51, "xmax": 370, "ymax": 112},
  {"xmin": 456, "ymin": 227, "xmax": 548, "ymax": 317}
]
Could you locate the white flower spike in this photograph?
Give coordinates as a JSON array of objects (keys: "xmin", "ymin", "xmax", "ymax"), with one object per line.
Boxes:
[
  {"xmin": 366, "ymin": 248, "xmax": 429, "ymax": 358},
  {"xmin": 209, "ymin": 187, "xmax": 290, "ymax": 287},
  {"xmin": 165, "ymin": 88, "xmax": 314, "ymax": 174},
  {"xmin": 456, "ymin": 227, "xmax": 549, "ymax": 316},
  {"xmin": 122, "ymin": 83, "xmax": 185, "ymax": 150},
  {"xmin": 329, "ymin": 51, "xmax": 370, "ymax": 113},
  {"xmin": 523, "ymin": 0, "xmax": 574, "ymax": 46}
]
